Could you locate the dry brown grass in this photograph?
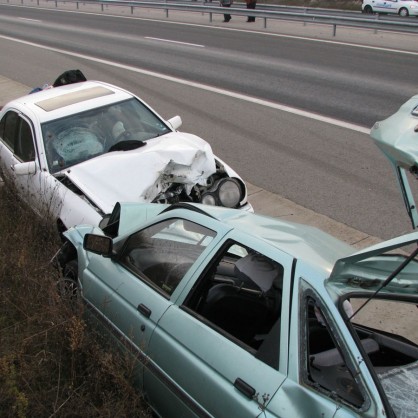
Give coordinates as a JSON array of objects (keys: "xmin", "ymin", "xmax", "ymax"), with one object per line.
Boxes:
[{"xmin": 0, "ymin": 185, "xmax": 151, "ymax": 417}]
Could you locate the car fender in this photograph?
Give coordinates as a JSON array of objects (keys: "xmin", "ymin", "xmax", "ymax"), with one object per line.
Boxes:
[
  {"xmin": 59, "ymin": 190, "xmax": 104, "ymax": 230},
  {"xmin": 63, "ymin": 225, "xmax": 103, "ymax": 274}
]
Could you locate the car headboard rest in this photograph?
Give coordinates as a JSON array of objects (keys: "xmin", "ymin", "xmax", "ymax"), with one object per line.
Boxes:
[{"xmin": 234, "ymin": 253, "xmax": 283, "ymax": 293}]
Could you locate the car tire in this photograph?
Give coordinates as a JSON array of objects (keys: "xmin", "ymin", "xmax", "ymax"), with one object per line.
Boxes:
[
  {"xmin": 399, "ymin": 7, "xmax": 409, "ymax": 16},
  {"xmin": 364, "ymin": 5, "xmax": 373, "ymax": 13},
  {"xmin": 58, "ymin": 259, "xmax": 79, "ymax": 302}
]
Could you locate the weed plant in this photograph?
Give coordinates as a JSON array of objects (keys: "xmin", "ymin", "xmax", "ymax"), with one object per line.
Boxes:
[{"xmin": 0, "ymin": 185, "xmax": 151, "ymax": 417}]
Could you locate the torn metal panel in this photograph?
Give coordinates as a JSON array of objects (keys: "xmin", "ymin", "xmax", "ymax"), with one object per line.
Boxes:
[{"xmin": 144, "ymin": 149, "xmax": 217, "ymax": 200}]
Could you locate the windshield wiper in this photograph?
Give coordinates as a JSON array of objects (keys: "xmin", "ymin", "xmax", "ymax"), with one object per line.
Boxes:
[{"xmin": 108, "ymin": 140, "xmax": 146, "ymax": 152}]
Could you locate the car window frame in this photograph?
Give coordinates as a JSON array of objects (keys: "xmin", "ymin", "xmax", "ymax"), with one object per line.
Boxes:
[
  {"xmin": 15, "ymin": 117, "xmax": 36, "ymax": 163},
  {"xmin": 0, "ymin": 110, "xmax": 37, "ymax": 163},
  {"xmin": 0, "ymin": 110, "xmax": 19, "ymax": 152},
  {"xmin": 117, "ymin": 217, "xmax": 217, "ymax": 299},
  {"xmin": 182, "ymin": 238, "xmax": 286, "ymax": 369},
  {"xmin": 299, "ymin": 286, "xmax": 369, "ymax": 412}
]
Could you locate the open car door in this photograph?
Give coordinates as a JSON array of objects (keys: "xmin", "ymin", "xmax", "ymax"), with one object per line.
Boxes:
[
  {"xmin": 327, "ymin": 230, "xmax": 418, "ymax": 418},
  {"xmin": 370, "ymin": 95, "xmax": 418, "ymax": 229}
]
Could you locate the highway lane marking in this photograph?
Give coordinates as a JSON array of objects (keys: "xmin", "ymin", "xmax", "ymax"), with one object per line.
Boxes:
[
  {"xmin": 145, "ymin": 37, "xmax": 204, "ymax": 48},
  {"xmin": 0, "ymin": 34, "xmax": 369, "ymax": 134},
  {"xmin": 18, "ymin": 17, "xmax": 41, "ymax": 22}
]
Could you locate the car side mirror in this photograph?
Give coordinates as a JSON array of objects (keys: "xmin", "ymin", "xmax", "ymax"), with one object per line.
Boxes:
[
  {"xmin": 13, "ymin": 161, "xmax": 36, "ymax": 176},
  {"xmin": 167, "ymin": 115, "xmax": 182, "ymax": 130},
  {"xmin": 83, "ymin": 233, "xmax": 113, "ymax": 257}
]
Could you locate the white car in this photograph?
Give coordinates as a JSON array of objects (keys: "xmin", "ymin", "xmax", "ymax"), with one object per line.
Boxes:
[
  {"xmin": 0, "ymin": 77, "xmax": 252, "ymax": 234},
  {"xmin": 362, "ymin": 0, "xmax": 418, "ymax": 16}
]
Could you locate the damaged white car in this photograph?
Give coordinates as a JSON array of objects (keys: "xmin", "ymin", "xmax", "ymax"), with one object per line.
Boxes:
[{"xmin": 0, "ymin": 77, "xmax": 252, "ymax": 234}]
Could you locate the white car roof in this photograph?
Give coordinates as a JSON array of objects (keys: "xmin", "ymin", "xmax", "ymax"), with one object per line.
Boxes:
[{"xmin": 7, "ymin": 81, "xmax": 134, "ymax": 123}]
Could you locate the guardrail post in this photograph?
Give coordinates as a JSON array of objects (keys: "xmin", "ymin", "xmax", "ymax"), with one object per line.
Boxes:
[
  {"xmin": 374, "ymin": 13, "xmax": 379, "ymax": 34},
  {"xmin": 303, "ymin": 8, "xmax": 307, "ymax": 26},
  {"xmin": 76, "ymin": 2, "xmax": 79, "ymax": 10},
  {"xmin": 209, "ymin": 12, "xmax": 212, "ymax": 22},
  {"xmin": 165, "ymin": 8, "xmax": 168, "ymax": 17},
  {"xmin": 55, "ymin": 0, "xmax": 57, "ymax": 7},
  {"xmin": 101, "ymin": 3, "xmax": 104, "ymax": 11},
  {"xmin": 332, "ymin": 23, "xmax": 336, "ymax": 37},
  {"xmin": 263, "ymin": 17, "xmax": 267, "ymax": 29},
  {"xmin": 131, "ymin": 5, "xmax": 134, "ymax": 14}
]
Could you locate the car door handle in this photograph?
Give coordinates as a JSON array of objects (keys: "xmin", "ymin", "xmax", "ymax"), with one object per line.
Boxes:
[
  {"xmin": 137, "ymin": 303, "xmax": 151, "ymax": 318},
  {"xmin": 10, "ymin": 164, "xmax": 15, "ymax": 172},
  {"xmin": 234, "ymin": 378, "xmax": 256, "ymax": 399}
]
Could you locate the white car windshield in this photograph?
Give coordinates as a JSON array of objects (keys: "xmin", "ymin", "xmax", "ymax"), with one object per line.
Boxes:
[{"xmin": 41, "ymin": 98, "xmax": 171, "ymax": 173}]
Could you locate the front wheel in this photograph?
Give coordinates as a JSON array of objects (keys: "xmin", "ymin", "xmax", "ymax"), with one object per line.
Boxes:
[
  {"xmin": 57, "ymin": 259, "xmax": 79, "ymax": 302},
  {"xmin": 364, "ymin": 5, "xmax": 373, "ymax": 13},
  {"xmin": 399, "ymin": 7, "xmax": 409, "ymax": 16}
]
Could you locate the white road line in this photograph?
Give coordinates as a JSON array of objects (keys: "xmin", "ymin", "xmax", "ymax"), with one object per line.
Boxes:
[
  {"xmin": 145, "ymin": 37, "xmax": 204, "ymax": 48},
  {"xmin": 18, "ymin": 17, "xmax": 41, "ymax": 22},
  {"xmin": 0, "ymin": 34, "xmax": 370, "ymax": 134}
]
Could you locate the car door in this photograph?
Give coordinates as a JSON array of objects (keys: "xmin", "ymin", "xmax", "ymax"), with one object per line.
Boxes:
[
  {"xmin": 0, "ymin": 109, "xmax": 62, "ymax": 220},
  {"xmin": 272, "ymin": 273, "xmax": 393, "ymax": 418},
  {"xmin": 374, "ymin": 0, "xmax": 398, "ymax": 13},
  {"xmin": 80, "ymin": 217, "xmax": 219, "ymax": 389},
  {"xmin": 144, "ymin": 232, "xmax": 294, "ymax": 418},
  {"xmin": 0, "ymin": 110, "xmax": 31, "ymax": 188}
]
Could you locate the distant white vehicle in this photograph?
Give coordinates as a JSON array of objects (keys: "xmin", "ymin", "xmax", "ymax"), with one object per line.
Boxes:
[
  {"xmin": 0, "ymin": 73, "xmax": 252, "ymax": 234},
  {"xmin": 362, "ymin": 0, "xmax": 418, "ymax": 16}
]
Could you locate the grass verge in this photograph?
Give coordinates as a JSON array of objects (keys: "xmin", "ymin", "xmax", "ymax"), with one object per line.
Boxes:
[{"xmin": 0, "ymin": 185, "xmax": 151, "ymax": 417}]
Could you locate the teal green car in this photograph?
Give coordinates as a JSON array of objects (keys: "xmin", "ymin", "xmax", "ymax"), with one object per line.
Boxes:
[{"xmin": 59, "ymin": 202, "xmax": 418, "ymax": 418}]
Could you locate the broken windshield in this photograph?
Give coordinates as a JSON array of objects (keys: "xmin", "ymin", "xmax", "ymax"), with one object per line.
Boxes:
[{"xmin": 42, "ymin": 98, "xmax": 171, "ymax": 173}]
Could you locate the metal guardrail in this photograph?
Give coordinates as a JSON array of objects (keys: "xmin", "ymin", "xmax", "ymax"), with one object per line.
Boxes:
[{"xmin": 5, "ymin": 0, "xmax": 418, "ymax": 36}]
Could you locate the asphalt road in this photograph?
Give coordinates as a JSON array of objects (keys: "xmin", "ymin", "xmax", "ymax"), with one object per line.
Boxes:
[{"xmin": 1, "ymin": 2, "xmax": 418, "ymax": 241}]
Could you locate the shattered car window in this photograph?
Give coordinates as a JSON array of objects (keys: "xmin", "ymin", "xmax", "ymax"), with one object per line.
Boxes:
[
  {"xmin": 304, "ymin": 297, "xmax": 364, "ymax": 408},
  {"xmin": 42, "ymin": 98, "xmax": 171, "ymax": 173},
  {"xmin": 350, "ymin": 298, "xmax": 418, "ymax": 417},
  {"xmin": 121, "ymin": 219, "xmax": 216, "ymax": 297}
]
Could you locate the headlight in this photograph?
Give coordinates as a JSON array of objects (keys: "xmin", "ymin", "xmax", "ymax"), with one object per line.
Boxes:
[
  {"xmin": 201, "ymin": 194, "xmax": 217, "ymax": 206},
  {"xmin": 201, "ymin": 178, "xmax": 243, "ymax": 208}
]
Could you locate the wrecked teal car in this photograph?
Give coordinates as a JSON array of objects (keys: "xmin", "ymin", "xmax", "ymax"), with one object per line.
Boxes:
[{"xmin": 59, "ymin": 202, "xmax": 418, "ymax": 418}]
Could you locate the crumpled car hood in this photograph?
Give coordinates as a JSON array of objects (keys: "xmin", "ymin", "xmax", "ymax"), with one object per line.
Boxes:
[{"xmin": 61, "ymin": 132, "xmax": 217, "ymax": 214}]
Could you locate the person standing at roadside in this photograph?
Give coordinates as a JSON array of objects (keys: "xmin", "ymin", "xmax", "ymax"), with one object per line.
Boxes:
[
  {"xmin": 246, "ymin": 0, "xmax": 256, "ymax": 22},
  {"xmin": 220, "ymin": 0, "xmax": 233, "ymax": 22}
]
